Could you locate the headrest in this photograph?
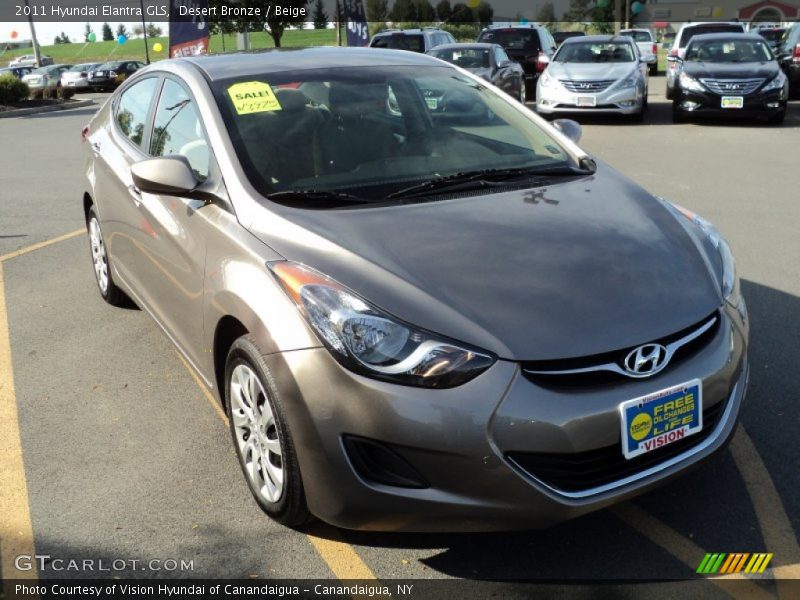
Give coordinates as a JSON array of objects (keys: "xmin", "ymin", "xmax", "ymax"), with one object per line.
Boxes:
[
  {"xmin": 274, "ymin": 88, "xmax": 309, "ymax": 112},
  {"xmin": 328, "ymin": 82, "xmax": 389, "ymax": 115}
]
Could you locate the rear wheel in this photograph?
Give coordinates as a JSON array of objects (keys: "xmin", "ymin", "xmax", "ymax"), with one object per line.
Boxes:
[
  {"xmin": 225, "ymin": 335, "xmax": 310, "ymax": 527},
  {"xmin": 649, "ymin": 63, "xmax": 658, "ymax": 76},
  {"xmin": 87, "ymin": 206, "xmax": 127, "ymax": 306},
  {"xmin": 518, "ymin": 84, "xmax": 526, "ymax": 104}
]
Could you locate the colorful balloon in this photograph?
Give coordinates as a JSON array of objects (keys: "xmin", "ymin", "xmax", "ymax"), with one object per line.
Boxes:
[
  {"xmin": 117, "ymin": 34, "xmax": 127, "ymax": 45},
  {"xmin": 87, "ymin": 32, "xmax": 96, "ymax": 42},
  {"xmin": 153, "ymin": 42, "xmax": 163, "ymax": 53},
  {"xmin": 466, "ymin": 0, "xmax": 481, "ymax": 8},
  {"xmin": 631, "ymin": 1, "xmax": 644, "ymax": 15},
  {"xmin": 11, "ymin": 30, "xmax": 18, "ymax": 40},
  {"xmin": 712, "ymin": 7, "xmax": 724, "ymax": 18}
]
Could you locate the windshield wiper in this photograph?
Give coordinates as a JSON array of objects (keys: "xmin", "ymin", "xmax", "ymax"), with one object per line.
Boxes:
[
  {"xmin": 385, "ymin": 164, "xmax": 593, "ymax": 201},
  {"xmin": 266, "ymin": 189, "xmax": 371, "ymax": 205}
]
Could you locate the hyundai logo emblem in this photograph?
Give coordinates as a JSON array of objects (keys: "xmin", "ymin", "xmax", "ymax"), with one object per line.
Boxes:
[{"xmin": 623, "ymin": 343, "xmax": 669, "ymax": 377}]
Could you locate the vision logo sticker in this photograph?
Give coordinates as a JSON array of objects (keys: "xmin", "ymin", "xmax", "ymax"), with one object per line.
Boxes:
[
  {"xmin": 227, "ymin": 82, "xmax": 282, "ymax": 115},
  {"xmin": 696, "ymin": 553, "xmax": 773, "ymax": 574},
  {"xmin": 629, "ymin": 412, "xmax": 652, "ymax": 441}
]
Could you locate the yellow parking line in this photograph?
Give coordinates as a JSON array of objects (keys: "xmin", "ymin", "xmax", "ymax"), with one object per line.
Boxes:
[
  {"xmin": 174, "ymin": 350, "xmax": 378, "ymax": 581},
  {"xmin": 0, "ymin": 263, "xmax": 38, "ymax": 579},
  {"xmin": 730, "ymin": 427, "xmax": 800, "ymax": 592},
  {"xmin": 0, "ymin": 229, "xmax": 85, "ymax": 263},
  {"xmin": 612, "ymin": 503, "xmax": 773, "ymax": 600}
]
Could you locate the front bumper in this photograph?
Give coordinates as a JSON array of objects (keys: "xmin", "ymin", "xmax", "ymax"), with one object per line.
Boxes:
[
  {"xmin": 536, "ymin": 79, "xmax": 644, "ymax": 116},
  {"xmin": 674, "ymin": 86, "xmax": 786, "ymax": 118},
  {"xmin": 266, "ymin": 304, "xmax": 748, "ymax": 532}
]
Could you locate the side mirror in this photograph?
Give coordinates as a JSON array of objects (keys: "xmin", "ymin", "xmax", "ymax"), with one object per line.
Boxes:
[
  {"xmin": 131, "ymin": 156, "xmax": 198, "ymax": 197},
  {"xmin": 552, "ymin": 118, "xmax": 582, "ymax": 144},
  {"xmin": 666, "ymin": 55, "xmax": 682, "ymax": 63},
  {"xmin": 498, "ymin": 59, "xmax": 512, "ymax": 69}
]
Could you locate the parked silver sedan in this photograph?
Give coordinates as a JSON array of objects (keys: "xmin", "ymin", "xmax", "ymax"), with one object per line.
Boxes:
[
  {"xmin": 61, "ymin": 63, "xmax": 102, "ymax": 90},
  {"xmin": 537, "ymin": 36, "xmax": 648, "ymax": 120},
  {"xmin": 82, "ymin": 48, "xmax": 747, "ymax": 532}
]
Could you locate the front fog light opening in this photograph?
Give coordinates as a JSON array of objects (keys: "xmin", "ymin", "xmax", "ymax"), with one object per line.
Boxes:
[
  {"xmin": 618, "ymin": 100, "xmax": 636, "ymax": 108},
  {"xmin": 766, "ymin": 102, "xmax": 780, "ymax": 108},
  {"xmin": 681, "ymin": 100, "xmax": 701, "ymax": 111}
]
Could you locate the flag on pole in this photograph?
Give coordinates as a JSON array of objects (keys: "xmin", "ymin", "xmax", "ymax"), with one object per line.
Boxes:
[
  {"xmin": 169, "ymin": 0, "xmax": 210, "ymax": 58},
  {"xmin": 343, "ymin": 0, "xmax": 369, "ymax": 47}
]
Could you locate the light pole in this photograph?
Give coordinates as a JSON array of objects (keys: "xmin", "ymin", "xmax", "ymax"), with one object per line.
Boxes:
[
  {"xmin": 140, "ymin": 0, "xmax": 151, "ymax": 64},
  {"xmin": 24, "ymin": 0, "xmax": 42, "ymax": 66}
]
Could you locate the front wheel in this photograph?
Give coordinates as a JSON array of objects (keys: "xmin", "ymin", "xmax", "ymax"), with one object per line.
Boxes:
[
  {"xmin": 518, "ymin": 83, "xmax": 526, "ymax": 104},
  {"xmin": 225, "ymin": 335, "xmax": 309, "ymax": 527},
  {"xmin": 767, "ymin": 105, "xmax": 786, "ymax": 125},
  {"xmin": 672, "ymin": 102, "xmax": 687, "ymax": 123},
  {"xmin": 87, "ymin": 207, "xmax": 127, "ymax": 306},
  {"xmin": 649, "ymin": 63, "xmax": 658, "ymax": 76}
]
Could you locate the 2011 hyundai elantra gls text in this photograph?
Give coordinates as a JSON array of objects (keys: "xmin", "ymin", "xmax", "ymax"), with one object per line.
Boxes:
[{"xmin": 82, "ymin": 48, "xmax": 749, "ymax": 532}]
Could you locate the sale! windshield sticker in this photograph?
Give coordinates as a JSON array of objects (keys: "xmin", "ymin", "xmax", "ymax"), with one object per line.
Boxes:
[{"xmin": 227, "ymin": 82, "xmax": 282, "ymax": 115}]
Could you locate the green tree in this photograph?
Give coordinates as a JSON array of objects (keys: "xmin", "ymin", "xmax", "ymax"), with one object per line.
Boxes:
[
  {"xmin": 83, "ymin": 23, "xmax": 93, "ymax": 42},
  {"xmin": 591, "ymin": 2, "xmax": 614, "ymax": 34},
  {"xmin": 132, "ymin": 25, "xmax": 144, "ymax": 38},
  {"xmin": 60, "ymin": 32, "xmax": 71, "ymax": 44},
  {"xmin": 367, "ymin": 0, "xmax": 389, "ymax": 22},
  {"xmin": 146, "ymin": 23, "xmax": 163, "ymax": 38},
  {"xmin": 563, "ymin": 0, "xmax": 592, "ymax": 21},
  {"xmin": 390, "ymin": 0, "xmax": 416, "ymax": 21},
  {"xmin": 436, "ymin": 0, "xmax": 452, "ymax": 21},
  {"xmin": 102, "ymin": 23, "xmax": 114, "ymax": 41},
  {"xmin": 536, "ymin": 2, "xmax": 557, "ymax": 30},
  {"xmin": 261, "ymin": 0, "xmax": 308, "ymax": 48},
  {"xmin": 116, "ymin": 24, "xmax": 128, "ymax": 39},
  {"xmin": 312, "ymin": 0, "xmax": 328, "ymax": 28},
  {"xmin": 475, "ymin": 1, "xmax": 493, "ymax": 26}
]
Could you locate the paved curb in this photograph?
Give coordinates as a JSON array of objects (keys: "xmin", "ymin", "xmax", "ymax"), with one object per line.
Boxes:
[{"xmin": 0, "ymin": 99, "xmax": 95, "ymax": 118}]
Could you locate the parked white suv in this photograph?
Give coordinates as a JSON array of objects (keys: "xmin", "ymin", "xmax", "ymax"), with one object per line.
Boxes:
[
  {"xmin": 9, "ymin": 54, "xmax": 53, "ymax": 68},
  {"xmin": 620, "ymin": 29, "xmax": 658, "ymax": 75},
  {"xmin": 665, "ymin": 22, "xmax": 746, "ymax": 99}
]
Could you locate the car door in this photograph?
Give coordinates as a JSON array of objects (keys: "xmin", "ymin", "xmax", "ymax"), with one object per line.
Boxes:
[
  {"xmin": 492, "ymin": 46, "xmax": 514, "ymax": 94},
  {"xmin": 124, "ymin": 76, "xmax": 215, "ymax": 366}
]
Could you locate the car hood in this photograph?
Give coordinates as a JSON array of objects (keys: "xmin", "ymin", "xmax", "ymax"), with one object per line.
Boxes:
[
  {"xmin": 466, "ymin": 67, "xmax": 493, "ymax": 80},
  {"xmin": 548, "ymin": 62, "xmax": 637, "ymax": 81},
  {"xmin": 247, "ymin": 162, "xmax": 722, "ymax": 361},
  {"xmin": 681, "ymin": 60, "xmax": 780, "ymax": 80}
]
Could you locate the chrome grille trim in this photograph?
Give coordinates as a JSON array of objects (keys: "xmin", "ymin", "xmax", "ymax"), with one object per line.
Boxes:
[
  {"xmin": 524, "ymin": 314, "xmax": 718, "ymax": 380},
  {"xmin": 559, "ymin": 79, "xmax": 616, "ymax": 93},
  {"xmin": 699, "ymin": 78, "xmax": 764, "ymax": 95}
]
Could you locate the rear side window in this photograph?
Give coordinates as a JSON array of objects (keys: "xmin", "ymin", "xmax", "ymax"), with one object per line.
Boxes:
[
  {"xmin": 478, "ymin": 29, "xmax": 541, "ymax": 53},
  {"xmin": 372, "ymin": 34, "xmax": 425, "ymax": 52},
  {"xmin": 679, "ymin": 25, "xmax": 744, "ymax": 47},
  {"xmin": 115, "ymin": 77, "xmax": 158, "ymax": 150},
  {"xmin": 150, "ymin": 79, "xmax": 209, "ymax": 181},
  {"xmin": 621, "ymin": 31, "xmax": 652, "ymax": 42}
]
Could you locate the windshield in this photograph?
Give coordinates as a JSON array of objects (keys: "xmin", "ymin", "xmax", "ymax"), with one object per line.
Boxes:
[
  {"xmin": 685, "ymin": 39, "xmax": 773, "ymax": 62},
  {"xmin": 679, "ymin": 25, "xmax": 744, "ymax": 48},
  {"xmin": 372, "ymin": 34, "xmax": 424, "ymax": 52},
  {"xmin": 478, "ymin": 29, "xmax": 540, "ymax": 52},
  {"xmin": 757, "ymin": 29, "xmax": 784, "ymax": 42},
  {"xmin": 69, "ymin": 63, "xmax": 97, "ymax": 71},
  {"xmin": 556, "ymin": 42, "xmax": 635, "ymax": 63},
  {"xmin": 621, "ymin": 31, "xmax": 652, "ymax": 42},
  {"xmin": 213, "ymin": 66, "xmax": 573, "ymax": 203},
  {"xmin": 429, "ymin": 47, "xmax": 491, "ymax": 69}
]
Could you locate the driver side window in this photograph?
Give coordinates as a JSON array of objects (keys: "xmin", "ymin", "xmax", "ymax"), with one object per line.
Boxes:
[{"xmin": 149, "ymin": 79, "xmax": 210, "ymax": 181}]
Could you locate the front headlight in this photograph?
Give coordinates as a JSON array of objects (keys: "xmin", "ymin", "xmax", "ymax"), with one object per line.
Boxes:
[
  {"xmin": 762, "ymin": 71, "xmax": 787, "ymax": 92},
  {"xmin": 616, "ymin": 70, "xmax": 639, "ymax": 89},
  {"xmin": 663, "ymin": 201, "xmax": 739, "ymax": 308},
  {"xmin": 270, "ymin": 262, "xmax": 495, "ymax": 388},
  {"xmin": 539, "ymin": 71, "xmax": 557, "ymax": 88},
  {"xmin": 678, "ymin": 72, "xmax": 705, "ymax": 92}
]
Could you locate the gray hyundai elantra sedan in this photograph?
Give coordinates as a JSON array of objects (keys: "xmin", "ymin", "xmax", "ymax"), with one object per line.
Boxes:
[{"xmin": 82, "ymin": 48, "xmax": 748, "ymax": 532}]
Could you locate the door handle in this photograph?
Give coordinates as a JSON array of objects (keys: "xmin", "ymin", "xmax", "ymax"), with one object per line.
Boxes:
[
  {"xmin": 128, "ymin": 184, "xmax": 142, "ymax": 206},
  {"xmin": 91, "ymin": 141, "xmax": 101, "ymax": 153}
]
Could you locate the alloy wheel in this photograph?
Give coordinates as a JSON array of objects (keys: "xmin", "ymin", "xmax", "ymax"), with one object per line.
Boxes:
[
  {"xmin": 88, "ymin": 218, "xmax": 108, "ymax": 294},
  {"xmin": 230, "ymin": 364, "xmax": 284, "ymax": 503}
]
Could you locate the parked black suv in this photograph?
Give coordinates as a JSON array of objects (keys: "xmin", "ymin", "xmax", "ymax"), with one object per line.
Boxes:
[
  {"xmin": 477, "ymin": 24, "xmax": 557, "ymax": 98},
  {"xmin": 776, "ymin": 23, "xmax": 800, "ymax": 95}
]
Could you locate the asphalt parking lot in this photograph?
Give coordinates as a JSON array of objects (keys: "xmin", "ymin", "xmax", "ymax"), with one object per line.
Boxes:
[{"xmin": 1, "ymin": 80, "xmax": 798, "ymax": 596}]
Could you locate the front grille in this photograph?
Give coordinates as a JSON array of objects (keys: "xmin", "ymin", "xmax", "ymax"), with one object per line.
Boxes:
[
  {"xmin": 699, "ymin": 78, "xmax": 764, "ymax": 95},
  {"xmin": 523, "ymin": 312, "xmax": 719, "ymax": 388},
  {"xmin": 507, "ymin": 397, "xmax": 727, "ymax": 493},
  {"xmin": 560, "ymin": 79, "xmax": 616, "ymax": 93}
]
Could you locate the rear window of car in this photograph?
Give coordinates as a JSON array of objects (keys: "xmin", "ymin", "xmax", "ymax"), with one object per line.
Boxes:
[
  {"xmin": 679, "ymin": 25, "xmax": 744, "ymax": 48},
  {"xmin": 621, "ymin": 31, "xmax": 652, "ymax": 42},
  {"xmin": 478, "ymin": 29, "xmax": 541, "ymax": 52},
  {"xmin": 757, "ymin": 29, "xmax": 785, "ymax": 42},
  {"xmin": 371, "ymin": 34, "xmax": 425, "ymax": 53}
]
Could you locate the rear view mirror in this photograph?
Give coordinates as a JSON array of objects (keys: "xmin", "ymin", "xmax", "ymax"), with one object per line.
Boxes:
[
  {"xmin": 131, "ymin": 156, "xmax": 198, "ymax": 197},
  {"xmin": 552, "ymin": 119, "xmax": 582, "ymax": 144}
]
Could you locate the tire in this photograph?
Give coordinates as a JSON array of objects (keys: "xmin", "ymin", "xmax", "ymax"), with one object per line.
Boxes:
[
  {"xmin": 671, "ymin": 102, "xmax": 687, "ymax": 123},
  {"xmin": 87, "ymin": 206, "xmax": 128, "ymax": 306},
  {"xmin": 649, "ymin": 63, "xmax": 658, "ymax": 76},
  {"xmin": 518, "ymin": 84, "xmax": 526, "ymax": 104},
  {"xmin": 768, "ymin": 105, "xmax": 786, "ymax": 125},
  {"xmin": 225, "ymin": 335, "xmax": 309, "ymax": 527},
  {"xmin": 666, "ymin": 84, "xmax": 674, "ymax": 101}
]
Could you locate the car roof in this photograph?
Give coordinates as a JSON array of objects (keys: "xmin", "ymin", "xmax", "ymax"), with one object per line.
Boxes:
[
  {"xmin": 679, "ymin": 21, "xmax": 744, "ymax": 30},
  {"xmin": 688, "ymin": 32, "xmax": 766, "ymax": 43},
  {"xmin": 183, "ymin": 47, "xmax": 445, "ymax": 81},
  {"xmin": 562, "ymin": 35, "xmax": 634, "ymax": 44},
  {"xmin": 373, "ymin": 28, "xmax": 441, "ymax": 35},
  {"xmin": 430, "ymin": 43, "xmax": 497, "ymax": 51}
]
